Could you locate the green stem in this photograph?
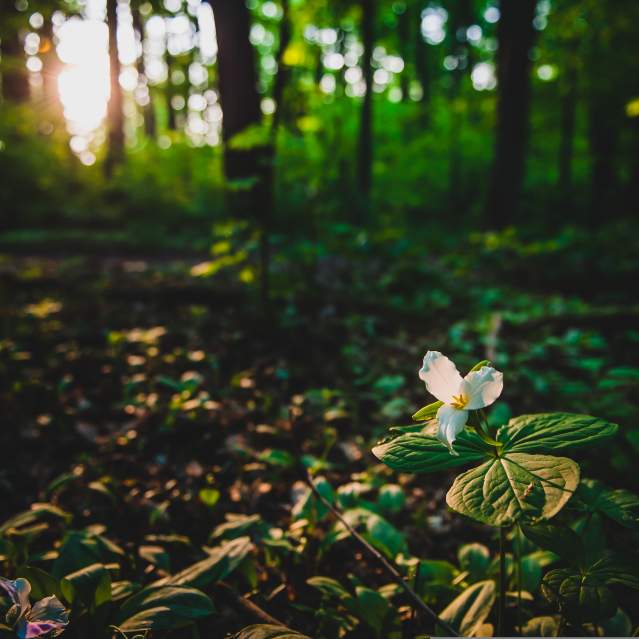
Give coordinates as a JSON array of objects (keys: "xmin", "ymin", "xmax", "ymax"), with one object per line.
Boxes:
[
  {"xmin": 498, "ymin": 526, "xmax": 507, "ymax": 637},
  {"xmin": 516, "ymin": 526, "xmax": 522, "ymax": 635}
]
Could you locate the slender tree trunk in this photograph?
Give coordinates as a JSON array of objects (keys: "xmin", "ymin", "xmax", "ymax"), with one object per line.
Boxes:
[
  {"xmin": 484, "ymin": 0, "xmax": 537, "ymax": 228},
  {"xmin": 132, "ymin": 4, "xmax": 156, "ymax": 139},
  {"xmin": 208, "ymin": 0, "xmax": 262, "ymax": 181},
  {"xmin": 0, "ymin": 14, "xmax": 30, "ymax": 103},
  {"xmin": 270, "ymin": 0, "xmax": 290, "ymax": 138},
  {"xmin": 558, "ymin": 65, "xmax": 577, "ymax": 206},
  {"xmin": 105, "ymin": 0, "xmax": 125, "ymax": 176},
  {"xmin": 165, "ymin": 52, "xmax": 177, "ymax": 131},
  {"xmin": 357, "ymin": 0, "xmax": 374, "ymax": 216},
  {"xmin": 398, "ymin": 7, "xmax": 411, "ymax": 102},
  {"xmin": 414, "ymin": 6, "xmax": 430, "ymax": 113}
]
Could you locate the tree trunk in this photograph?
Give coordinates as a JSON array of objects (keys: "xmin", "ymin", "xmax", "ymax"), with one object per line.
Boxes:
[
  {"xmin": 207, "ymin": 0, "xmax": 270, "ymax": 307},
  {"xmin": 398, "ymin": 7, "xmax": 411, "ymax": 102},
  {"xmin": 414, "ymin": 5, "xmax": 430, "ymax": 112},
  {"xmin": 558, "ymin": 65, "xmax": 577, "ymax": 206},
  {"xmin": 207, "ymin": 0, "xmax": 262, "ymax": 182},
  {"xmin": 357, "ymin": 0, "xmax": 374, "ymax": 216},
  {"xmin": 105, "ymin": 0, "xmax": 125, "ymax": 176},
  {"xmin": 484, "ymin": 0, "xmax": 537, "ymax": 229},
  {"xmin": 0, "ymin": 15, "xmax": 29, "ymax": 103},
  {"xmin": 132, "ymin": 4, "xmax": 156, "ymax": 139}
]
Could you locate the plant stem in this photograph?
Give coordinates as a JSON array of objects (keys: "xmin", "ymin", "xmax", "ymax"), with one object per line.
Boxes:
[
  {"xmin": 305, "ymin": 470, "xmax": 459, "ymax": 637},
  {"xmin": 516, "ymin": 526, "xmax": 522, "ymax": 635},
  {"xmin": 498, "ymin": 526, "xmax": 507, "ymax": 637}
]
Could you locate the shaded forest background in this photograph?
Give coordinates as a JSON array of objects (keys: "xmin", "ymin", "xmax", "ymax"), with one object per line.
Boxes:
[{"xmin": 1, "ymin": 0, "xmax": 638, "ymax": 255}]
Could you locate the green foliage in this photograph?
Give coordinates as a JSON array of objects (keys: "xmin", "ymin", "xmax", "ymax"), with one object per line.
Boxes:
[
  {"xmin": 436, "ymin": 580, "xmax": 496, "ymax": 637},
  {"xmin": 446, "ymin": 453, "xmax": 579, "ymax": 527}
]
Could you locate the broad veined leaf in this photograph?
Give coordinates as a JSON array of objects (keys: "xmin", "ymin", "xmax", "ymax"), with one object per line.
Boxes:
[
  {"xmin": 521, "ymin": 616, "xmax": 559, "ymax": 637},
  {"xmin": 61, "ymin": 562, "xmax": 111, "ymax": 608},
  {"xmin": 541, "ymin": 568, "xmax": 616, "ymax": 622},
  {"xmin": 435, "ymin": 580, "xmax": 496, "ymax": 637},
  {"xmin": 446, "ymin": 453, "xmax": 579, "ymax": 526},
  {"xmin": 373, "ymin": 427, "xmax": 489, "ymax": 474},
  {"xmin": 16, "ymin": 566, "xmax": 62, "ymax": 601},
  {"xmin": 458, "ymin": 543, "xmax": 491, "ymax": 581},
  {"xmin": 154, "ymin": 536, "xmax": 252, "ymax": 589},
  {"xmin": 354, "ymin": 586, "xmax": 391, "ymax": 636},
  {"xmin": 115, "ymin": 585, "xmax": 215, "ymax": 631},
  {"xmin": 231, "ymin": 625, "xmax": 311, "ymax": 639},
  {"xmin": 575, "ymin": 479, "xmax": 639, "ymax": 529},
  {"xmin": 306, "ymin": 576, "xmax": 352, "ymax": 601},
  {"xmin": 498, "ymin": 413, "xmax": 618, "ymax": 453},
  {"xmin": 520, "ymin": 523, "xmax": 583, "ymax": 563}
]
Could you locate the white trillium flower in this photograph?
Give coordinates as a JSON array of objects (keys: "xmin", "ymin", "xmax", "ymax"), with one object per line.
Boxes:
[{"xmin": 419, "ymin": 351, "xmax": 503, "ymax": 453}]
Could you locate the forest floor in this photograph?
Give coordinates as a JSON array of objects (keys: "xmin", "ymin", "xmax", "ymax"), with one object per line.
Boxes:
[{"xmin": 1, "ymin": 235, "xmax": 639, "ymax": 636}]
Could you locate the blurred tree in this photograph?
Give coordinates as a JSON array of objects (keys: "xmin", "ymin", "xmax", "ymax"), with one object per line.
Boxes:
[
  {"xmin": 105, "ymin": 0, "xmax": 124, "ymax": 176},
  {"xmin": 0, "ymin": 4, "xmax": 30, "ymax": 103},
  {"xmin": 485, "ymin": 0, "xmax": 537, "ymax": 228},
  {"xmin": 357, "ymin": 0, "xmax": 375, "ymax": 216},
  {"xmin": 131, "ymin": 1, "xmax": 157, "ymax": 139},
  {"xmin": 207, "ymin": 0, "xmax": 262, "ymax": 185}
]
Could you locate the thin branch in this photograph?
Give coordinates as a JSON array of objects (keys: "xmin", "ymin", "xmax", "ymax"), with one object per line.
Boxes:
[
  {"xmin": 305, "ymin": 470, "xmax": 459, "ymax": 637},
  {"xmin": 216, "ymin": 582, "xmax": 284, "ymax": 627}
]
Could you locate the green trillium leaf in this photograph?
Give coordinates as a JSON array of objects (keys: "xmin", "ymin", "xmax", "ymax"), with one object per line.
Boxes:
[
  {"xmin": 520, "ymin": 523, "xmax": 583, "ymax": 563},
  {"xmin": 231, "ymin": 625, "xmax": 311, "ymax": 639},
  {"xmin": 575, "ymin": 479, "xmax": 639, "ymax": 529},
  {"xmin": 372, "ymin": 427, "xmax": 489, "ymax": 474},
  {"xmin": 498, "ymin": 413, "xmax": 618, "ymax": 453},
  {"xmin": 435, "ymin": 580, "xmax": 496, "ymax": 637},
  {"xmin": 446, "ymin": 453, "xmax": 579, "ymax": 527},
  {"xmin": 412, "ymin": 401, "xmax": 443, "ymax": 422},
  {"xmin": 521, "ymin": 616, "xmax": 560, "ymax": 637},
  {"xmin": 115, "ymin": 585, "xmax": 215, "ymax": 631},
  {"xmin": 541, "ymin": 568, "xmax": 617, "ymax": 622}
]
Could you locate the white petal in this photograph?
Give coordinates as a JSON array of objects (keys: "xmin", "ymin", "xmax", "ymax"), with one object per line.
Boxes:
[
  {"xmin": 462, "ymin": 366, "xmax": 504, "ymax": 410},
  {"xmin": 418, "ymin": 351, "xmax": 463, "ymax": 403},
  {"xmin": 436, "ymin": 404, "xmax": 469, "ymax": 452}
]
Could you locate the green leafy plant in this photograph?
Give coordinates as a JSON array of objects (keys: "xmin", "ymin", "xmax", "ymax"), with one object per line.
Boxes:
[{"xmin": 373, "ymin": 350, "xmax": 638, "ymax": 636}]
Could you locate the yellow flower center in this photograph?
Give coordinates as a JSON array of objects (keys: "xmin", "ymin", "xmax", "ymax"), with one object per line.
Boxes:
[{"xmin": 450, "ymin": 393, "xmax": 468, "ymax": 409}]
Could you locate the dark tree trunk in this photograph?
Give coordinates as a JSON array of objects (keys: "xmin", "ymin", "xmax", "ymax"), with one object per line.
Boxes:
[
  {"xmin": 270, "ymin": 0, "xmax": 290, "ymax": 138},
  {"xmin": 485, "ymin": 0, "xmax": 537, "ymax": 228},
  {"xmin": 208, "ymin": 0, "xmax": 262, "ymax": 182},
  {"xmin": 357, "ymin": 0, "xmax": 375, "ymax": 215},
  {"xmin": 207, "ymin": 0, "xmax": 270, "ymax": 307},
  {"xmin": 414, "ymin": 5, "xmax": 430, "ymax": 111},
  {"xmin": 165, "ymin": 52, "xmax": 177, "ymax": 131},
  {"xmin": 132, "ymin": 4, "xmax": 156, "ymax": 139},
  {"xmin": 1, "ymin": 17, "xmax": 29, "ymax": 103},
  {"xmin": 558, "ymin": 65, "xmax": 577, "ymax": 206},
  {"xmin": 105, "ymin": 0, "xmax": 125, "ymax": 176},
  {"xmin": 398, "ymin": 7, "xmax": 411, "ymax": 102}
]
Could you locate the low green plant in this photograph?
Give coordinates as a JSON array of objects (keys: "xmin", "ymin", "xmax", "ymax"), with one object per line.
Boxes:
[{"xmin": 373, "ymin": 351, "xmax": 639, "ymax": 636}]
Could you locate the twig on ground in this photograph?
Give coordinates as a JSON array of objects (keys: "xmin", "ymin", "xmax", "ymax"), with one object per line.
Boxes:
[
  {"xmin": 305, "ymin": 469, "xmax": 459, "ymax": 637},
  {"xmin": 216, "ymin": 582, "xmax": 285, "ymax": 627}
]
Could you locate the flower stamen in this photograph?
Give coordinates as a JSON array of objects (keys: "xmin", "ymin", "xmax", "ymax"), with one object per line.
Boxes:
[{"xmin": 450, "ymin": 393, "xmax": 468, "ymax": 410}]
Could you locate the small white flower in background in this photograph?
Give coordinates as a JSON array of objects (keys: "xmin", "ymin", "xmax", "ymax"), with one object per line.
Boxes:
[
  {"xmin": 419, "ymin": 351, "xmax": 503, "ymax": 453},
  {"xmin": 0, "ymin": 577, "xmax": 69, "ymax": 638}
]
